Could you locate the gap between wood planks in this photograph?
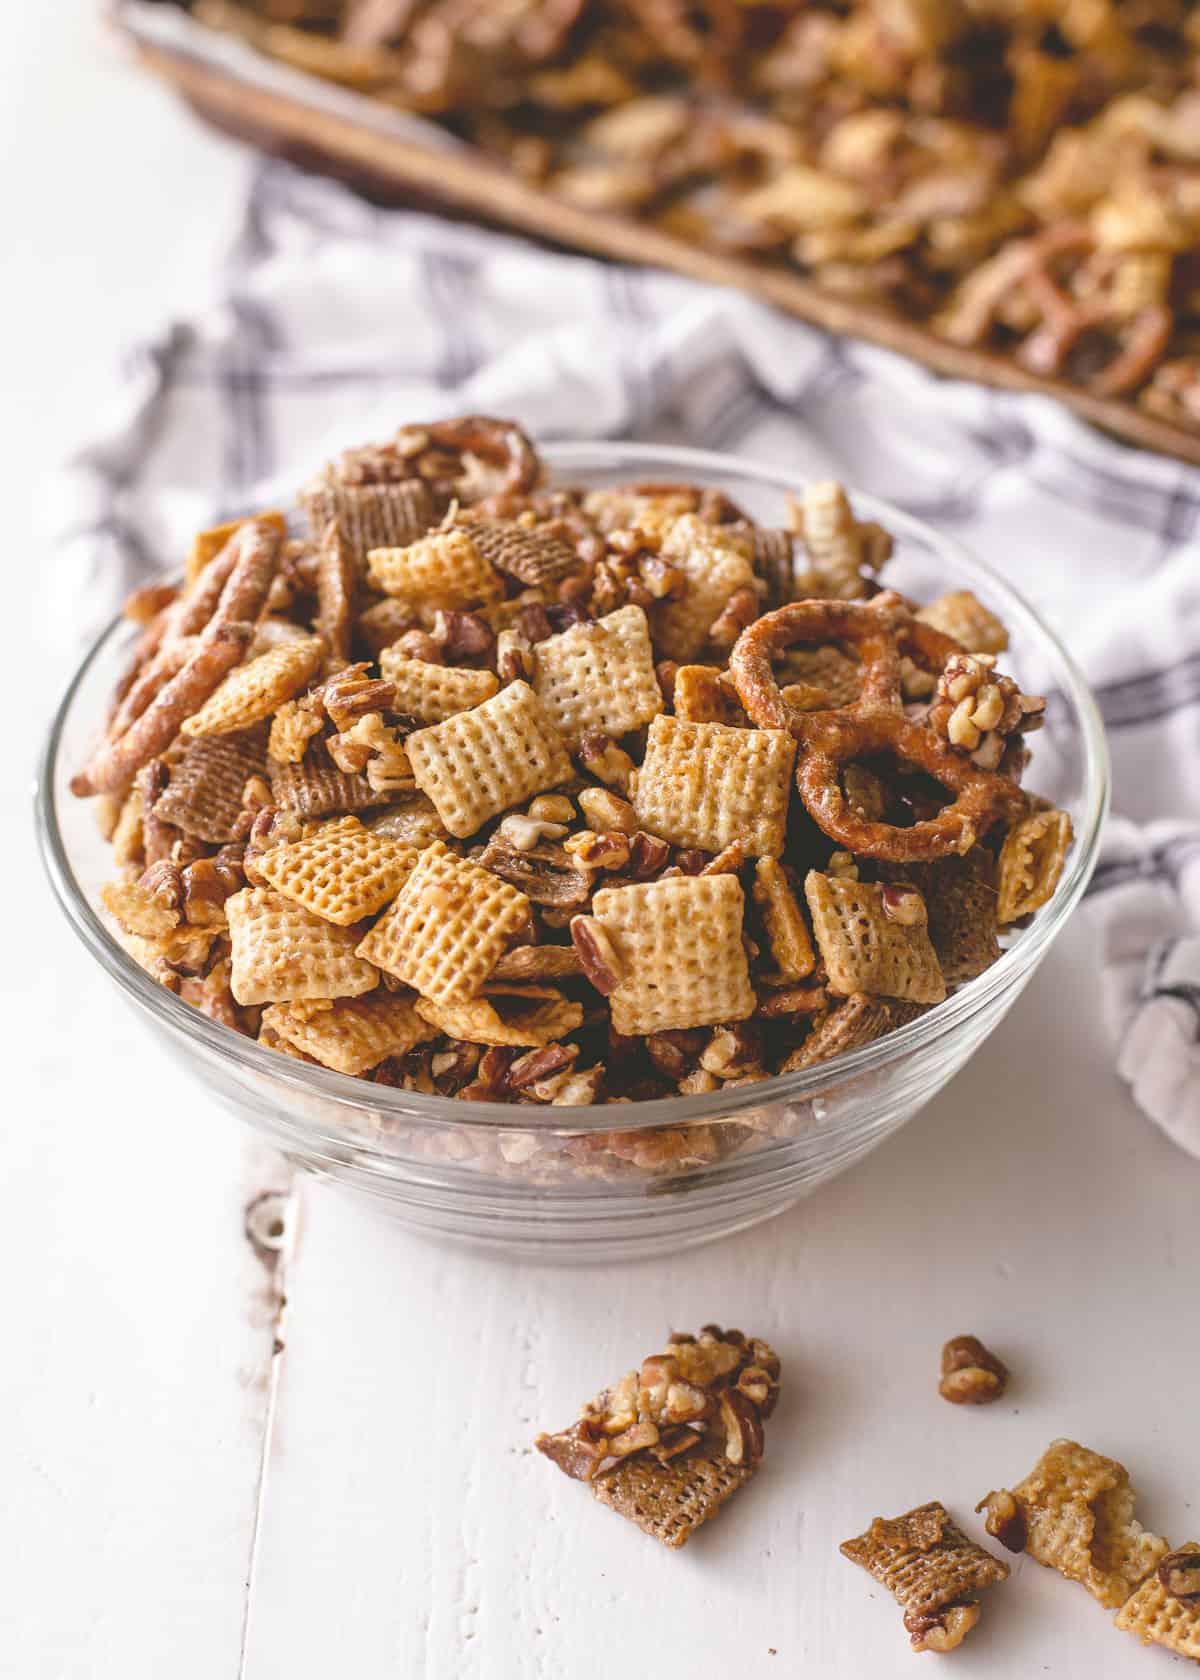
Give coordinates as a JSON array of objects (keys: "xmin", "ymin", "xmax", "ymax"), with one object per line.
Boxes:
[{"xmin": 236, "ymin": 1149, "xmax": 299, "ymax": 1680}]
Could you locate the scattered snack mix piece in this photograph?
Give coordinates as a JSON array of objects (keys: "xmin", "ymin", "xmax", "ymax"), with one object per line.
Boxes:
[
  {"xmin": 976, "ymin": 1439, "xmax": 1168, "ymax": 1608},
  {"xmin": 841, "ymin": 1501, "xmax": 1009, "ymax": 1653},
  {"xmin": 536, "ymin": 1325, "xmax": 780, "ymax": 1548}
]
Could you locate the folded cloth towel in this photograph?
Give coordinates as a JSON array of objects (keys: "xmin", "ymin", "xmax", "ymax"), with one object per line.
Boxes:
[{"xmin": 56, "ymin": 161, "xmax": 1200, "ymax": 1154}]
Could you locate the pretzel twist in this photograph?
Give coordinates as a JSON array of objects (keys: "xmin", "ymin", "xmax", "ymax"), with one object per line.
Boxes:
[
  {"xmin": 426, "ymin": 416, "xmax": 540, "ymax": 497},
  {"xmin": 729, "ymin": 593, "xmax": 1027, "ymax": 861}
]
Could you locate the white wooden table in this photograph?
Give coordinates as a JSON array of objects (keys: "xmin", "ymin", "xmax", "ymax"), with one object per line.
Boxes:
[{"xmin": 7, "ymin": 11, "xmax": 1199, "ymax": 1675}]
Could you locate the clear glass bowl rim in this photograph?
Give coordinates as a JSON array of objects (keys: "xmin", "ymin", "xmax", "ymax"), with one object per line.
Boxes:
[{"xmin": 36, "ymin": 439, "xmax": 1111, "ymax": 1141}]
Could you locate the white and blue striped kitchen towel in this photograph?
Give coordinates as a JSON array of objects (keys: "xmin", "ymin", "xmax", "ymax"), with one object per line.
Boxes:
[{"xmin": 55, "ymin": 160, "xmax": 1200, "ymax": 1156}]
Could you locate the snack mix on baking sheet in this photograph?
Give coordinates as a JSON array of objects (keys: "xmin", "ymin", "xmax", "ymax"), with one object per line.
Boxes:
[
  {"xmin": 77, "ymin": 415, "xmax": 1071, "ymax": 1144},
  {"xmin": 536, "ymin": 1324, "xmax": 781, "ymax": 1547},
  {"xmin": 191, "ymin": 1, "xmax": 1200, "ymax": 430}
]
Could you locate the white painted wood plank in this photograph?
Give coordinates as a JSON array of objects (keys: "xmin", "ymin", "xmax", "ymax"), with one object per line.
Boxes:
[
  {"xmin": 0, "ymin": 869, "xmax": 296, "ymax": 1679},
  {"xmin": 245, "ymin": 917, "xmax": 1200, "ymax": 1678},
  {"xmin": 2, "ymin": 10, "xmax": 282, "ymax": 1677}
]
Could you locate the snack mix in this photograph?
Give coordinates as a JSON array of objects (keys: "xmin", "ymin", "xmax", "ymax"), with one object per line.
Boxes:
[
  {"xmin": 841, "ymin": 1500, "xmax": 1010, "ymax": 1653},
  {"xmin": 976, "ymin": 1438, "xmax": 1200, "ymax": 1665},
  {"xmin": 78, "ymin": 415, "xmax": 1071, "ymax": 1144},
  {"xmin": 536, "ymin": 1324, "xmax": 780, "ymax": 1547},
  {"xmin": 190, "ymin": 0, "xmax": 1200, "ymax": 431}
]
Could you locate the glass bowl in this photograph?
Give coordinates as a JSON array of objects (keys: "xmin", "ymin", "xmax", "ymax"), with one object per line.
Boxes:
[{"xmin": 36, "ymin": 442, "xmax": 1109, "ymax": 1262}]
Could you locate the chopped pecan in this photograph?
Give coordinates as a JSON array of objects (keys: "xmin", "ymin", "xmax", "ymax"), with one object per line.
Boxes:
[
  {"xmin": 701, "ymin": 840, "xmax": 745, "ymax": 875},
  {"xmin": 508, "ymin": 1043, "xmax": 578, "ymax": 1090},
  {"xmin": 389, "ymin": 628, "xmax": 443, "ymax": 664},
  {"xmin": 627, "ymin": 831, "xmax": 671, "ymax": 879},
  {"xmin": 564, "ymin": 829, "xmax": 631, "ymax": 871},
  {"xmin": 720, "ymin": 1389, "xmax": 765, "ymax": 1467},
  {"xmin": 645, "ymin": 1028, "xmax": 706, "ymax": 1079},
  {"xmin": 975, "ymin": 1490, "xmax": 1026, "ymax": 1553},
  {"xmin": 496, "ymin": 626, "xmax": 534, "ymax": 683},
  {"xmin": 432, "ymin": 608, "xmax": 494, "ymax": 662},
  {"xmin": 939, "ymin": 1335, "xmax": 1008, "ymax": 1405},
  {"xmin": 536, "ymin": 1323, "xmax": 779, "ymax": 1484},
  {"xmin": 700, "ymin": 1022, "xmax": 763, "ymax": 1078},
  {"xmin": 570, "ymin": 915, "xmax": 623, "ymax": 995},
  {"xmin": 577, "ymin": 787, "xmax": 637, "ymax": 835},
  {"xmin": 181, "ymin": 850, "xmax": 246, "ymax": 926},
  {"xmin": 515, "ymin": 601, "xmax": 555, "ymax": 644},
  {"xmin": 1158, "ymin": 1549, "xmax": 1200, "ymax": 1601},
  {"xmin": 576, "ymin": 732, "xmax": 636, "ymax": 793}
]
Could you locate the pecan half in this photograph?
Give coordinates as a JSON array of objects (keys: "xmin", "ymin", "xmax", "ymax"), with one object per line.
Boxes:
[{"xmin": 570, "ymin": 916, "xmax": 623, "ymax": 995}]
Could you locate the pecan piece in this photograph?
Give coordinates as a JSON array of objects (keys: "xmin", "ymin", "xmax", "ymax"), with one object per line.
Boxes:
[
  {"xmin": 432, "ymin": 608, "xmax": 494, "ymax": 662},
  {"xmin": 508, "ymin": 1043, "xmax": 577, "ymax": 1090},
  {"xmin": 719, "ymin": 1389, "xmax": 765, "ymax": 1467},
  {"xmin": 975, "ymin": 1490, "xmax": 1026, "ymax": 1553},
  {"xmin": 570, "ymin": 916, "xmax": 623, "ymax": 995},
  {"xmin": 939, "ymin": 1335, "xmax": 1008, "ymax": 1405},
  {"xmin": 1159, "ymin": 1549, "xmax": 1200, "ymax": 1601}
]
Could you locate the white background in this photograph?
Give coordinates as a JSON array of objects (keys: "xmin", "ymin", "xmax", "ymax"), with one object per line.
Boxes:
[{"xmin": 5, "ymin": 7, "xmax": 1199, "ymax": 1676}]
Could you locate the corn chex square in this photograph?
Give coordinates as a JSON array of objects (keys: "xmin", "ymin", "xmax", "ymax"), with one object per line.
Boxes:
[
  {"xmin": 251, "ymin": 815, "xmax": 419, "ymax": 925},
  {"xmin": 355, "ymin": 841, "xmax": 530, "ymax": 1004},
  {"xmin": 378, "ymin": 651, "xmax": 499, "ymax": 722},
  {"xmin": 181, "ymin": 636, "xmax": 324, "ymax": 738},
  {"xmin": 633, "ymin": 714, "xmax": 795, "ymax": 858},
  {"xmin": 805, "ymin": 872, "xmax": 946, "ymax": 1004},
  {"xmin": 367, "ymin": 528, "xmax": 503, "ymax": 608},
  {"xmin": 226, "ymin": 887, "xmax": 379, "ymax": 1006},
  {"xmin": 532, "ymin": 604, "xmax": 663, "ymax": 749},
  {"xmin": 1116, "ymin": 1545, "xmax": 1200, "ymax": 1661},
  {"xmin": 405, "ymin": 680, "xmax": 572, "ymax": 838},
  {"xmin": 672, "ymin": 664, "xmax": 746, "ymax": 726},
  {"xmin": 997, "ymin": 809, "xmax": 1072, "ymax": 924},
  {"xmin": 416, "ymin": 986, "xmax": 582, "ymax": 1046},
  {"xmin": 187, "ymin": 511, "xmax": 287, "ymax": 589},
  {"xmin": 260, "ymin": 993, "xmax": 434, "ymax": 1074},
  {"xmin": 152, "ymin": 725, "xmax": 268, "ymax": 843},
  {"xmin": 652, "ymin": 516, "xmax": 755, "ymax": 661},
  {"xmin": 591, "ymin": 875, "xmax": 754, "ymax": 1036},
  {"xmin": 997, "ymin": 1439, "xmax": 1168, "ymax": 1608}
]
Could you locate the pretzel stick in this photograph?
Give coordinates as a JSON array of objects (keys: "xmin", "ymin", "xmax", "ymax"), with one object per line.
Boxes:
[
  {"xmin": 104, "ymin": 537, "xmax": 244, "ymax": 738},
  {"xmin": 72, "ymin": 521, "xmax": 281, "ymax": 797},
  {"xmin": 316, "ymin": 518, "xmax": 355, "ymax": 663}
]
